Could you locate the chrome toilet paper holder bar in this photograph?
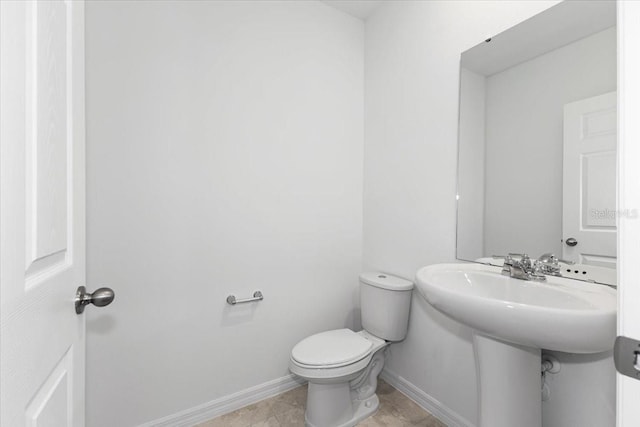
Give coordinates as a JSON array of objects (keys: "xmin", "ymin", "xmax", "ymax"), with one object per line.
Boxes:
[{"xmin": 226, "ymin": 291, "xmax": 263, "ymax": 305}]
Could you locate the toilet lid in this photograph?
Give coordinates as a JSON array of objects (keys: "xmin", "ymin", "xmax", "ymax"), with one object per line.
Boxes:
[{"xmin": 291, "ymin": 329, "xmax": 373, "ymax": 368}]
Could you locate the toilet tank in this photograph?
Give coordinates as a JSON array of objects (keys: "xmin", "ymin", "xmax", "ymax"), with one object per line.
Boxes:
[{"xmin": 360, "ymin": 272, "xmax": 413, "ymax": 342}]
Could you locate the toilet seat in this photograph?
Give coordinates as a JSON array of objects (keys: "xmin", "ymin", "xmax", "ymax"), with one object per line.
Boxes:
[
  {"xmin": 291, "ymin": 329, "xmax": 373, "ymax": 368},
  {"xmin": 289, "ymin": 330, "xmax": 387, "ymax": 382}
]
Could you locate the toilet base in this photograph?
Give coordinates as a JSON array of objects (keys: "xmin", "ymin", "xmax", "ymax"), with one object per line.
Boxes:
[
  {"xmin": 303, "ymin": 346, "xmax": 386, "ymax": 427},
  {"xmin": 304, "ymin": 387, "xmax": 379, "ymax": 427}
]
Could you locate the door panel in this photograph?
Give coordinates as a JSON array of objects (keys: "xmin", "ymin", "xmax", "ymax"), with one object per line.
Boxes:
[
  {"xmin": 563, "ymin": 91, "xmax": 617, "ymax": 267},
  {"xmin": 25, "ymin": 0, "xmax": 71, "ymax": 281},
  {"xmin": 25, "ymin": 349, "xmax": 73, "ymax": 427},
  {"xmin": 1, "ymin": 1, "xmax": 85, "ymax": 426},
  {"xmin": 582, "ymin": 151, "xmax": 616, "ymax": 229}
]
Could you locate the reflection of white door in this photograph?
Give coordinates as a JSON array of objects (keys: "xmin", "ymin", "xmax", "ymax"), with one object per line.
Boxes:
[
  {"xmin": 562, "ymin": 92, "xmax": 617, "ymax": 267},
  {"xmin": 1, "ymin": 1, "xmax": 86, "ymax": 426}
]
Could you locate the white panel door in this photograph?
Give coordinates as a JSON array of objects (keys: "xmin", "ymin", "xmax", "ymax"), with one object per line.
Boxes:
[
  {"xmin": 563, "ymin": 91, "xmax": 617, "ymax": 267},
  {"xmin": 1, "ymin": 1, "xmax": 86, "ymax": 426},
  {"xmin": 617, "ymin": 1, "xmax": 640, "ymax": 425}
]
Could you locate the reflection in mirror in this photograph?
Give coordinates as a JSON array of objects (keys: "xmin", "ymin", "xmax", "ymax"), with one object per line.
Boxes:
[{"xmin": 456, "ymin": 1, "xmax": 617, "ymax": 285}]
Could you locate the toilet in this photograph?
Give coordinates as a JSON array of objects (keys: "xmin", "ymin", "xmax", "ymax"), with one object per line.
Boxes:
[{"xmin": 289, "ymin": 272, "xmax": 413, "ymax": 427}]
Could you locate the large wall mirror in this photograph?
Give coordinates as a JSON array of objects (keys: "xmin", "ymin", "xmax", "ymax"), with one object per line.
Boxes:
[{"xmin": 456, "ymin": 0, "xmax": 618, "ymax": 285}]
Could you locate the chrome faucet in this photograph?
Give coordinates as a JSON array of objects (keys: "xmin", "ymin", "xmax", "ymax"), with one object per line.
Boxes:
[
  {"xmin": 492, "ymin": 253, "xmax": 576, "ymax": 281},
  {"xmin": 537, "ymin": 253, "xmax": 574, "ymax": 276},
  {"xmin": 498, "ymin": 253, "xmax": 547, "ymax": 281}
]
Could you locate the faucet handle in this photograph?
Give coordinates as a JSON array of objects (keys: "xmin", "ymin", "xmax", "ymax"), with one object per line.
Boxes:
[
  {"xmin": 538, "ymin": 253, "xmax": 558, "ymax": 264},
  {"xmin": 520, "ymin": 254, "xmax": 533, "ymax": 269},
  {"xmin": 538, "ymin": 253, "xmax": 575, "ymax": 265}
]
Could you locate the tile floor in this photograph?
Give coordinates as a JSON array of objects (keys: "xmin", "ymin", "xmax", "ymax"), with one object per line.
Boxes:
[{"xmin": 196, "ymin": 379, "xmax": 447, "ymax": 427}]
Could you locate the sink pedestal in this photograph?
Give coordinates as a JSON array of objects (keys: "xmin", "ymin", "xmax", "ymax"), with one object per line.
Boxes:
[
  {"xmin": 416, "ymin": 263, "xmax": 617, "ymax": 427},
  {"xmin": 473, "ymin": 333, "xmax": 541, "ymax": 427}
]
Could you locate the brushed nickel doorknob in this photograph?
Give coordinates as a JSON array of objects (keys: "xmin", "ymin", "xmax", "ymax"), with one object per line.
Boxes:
[
  {"xmin": 565, "ymin": 238, "xmax": 578, "ymax": 247},
  {"xmin": 75, "ymin": 286, "xmax": 115, "ymax": 314}
]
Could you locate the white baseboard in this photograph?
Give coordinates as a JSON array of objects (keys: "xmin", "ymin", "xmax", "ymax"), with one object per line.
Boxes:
[
  {"xmin": 380, "ymin": 368, "xmax": 476, "ymax": 427},
  {"xmin": 137, "ymin": 367, "xmax": 472, "ymax": 427},
  {"xmin": 138, "ymin": 374, "xmax": 306, "ymax": 427}
]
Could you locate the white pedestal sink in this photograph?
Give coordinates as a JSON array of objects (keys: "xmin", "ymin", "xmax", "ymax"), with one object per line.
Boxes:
[{"xmin": 415, "ymin": 263, "xmax": 617, "ymax": 427}]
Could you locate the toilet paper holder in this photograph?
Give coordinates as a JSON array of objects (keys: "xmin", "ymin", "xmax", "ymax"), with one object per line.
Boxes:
[{"xmin": 226, "ymin": 291, "xmax": 263, "ymax": 305}]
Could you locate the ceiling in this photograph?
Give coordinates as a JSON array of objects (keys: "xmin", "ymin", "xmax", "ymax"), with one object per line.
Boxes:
[
  {"xmin": 320, "ymin": 0, "xmax": 383, "ymax": 21},
  {"xmin": 461, "ymin": 0, "xmax": 616, "ymax": 76}
]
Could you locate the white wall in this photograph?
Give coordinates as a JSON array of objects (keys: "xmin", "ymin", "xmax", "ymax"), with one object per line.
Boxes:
[
  {"xmin": 364, "ymin": 1, "xmax": 561, "ymax": 424},
  {"xmin": 542, "ymin": 350, "xmax": 615, "ymax": 426},
  {"xmin": 484, "ymin": 27, "xmax": 617, "ymax": 258},
  {"xmin": 457, "ymin": 67, "xmax": 486, "ymax": 262},
  {"xmin": 85, "ymin": 2, "xmax": 363, "ymax": 426}
]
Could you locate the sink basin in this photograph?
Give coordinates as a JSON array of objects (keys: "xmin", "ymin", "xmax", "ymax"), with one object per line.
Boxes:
[
  {"xmin": 415, "ymin": 262, "xmax": 616, "ymax": 353},
  {"xmin": 415, "ymin": 262, "xmax": 617, "ymax": 427}
]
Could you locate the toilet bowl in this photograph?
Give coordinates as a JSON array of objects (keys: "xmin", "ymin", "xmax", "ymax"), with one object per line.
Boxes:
[{"xmin": 289, "ymin": 273, "xmax": 413, "ymax": 427}]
